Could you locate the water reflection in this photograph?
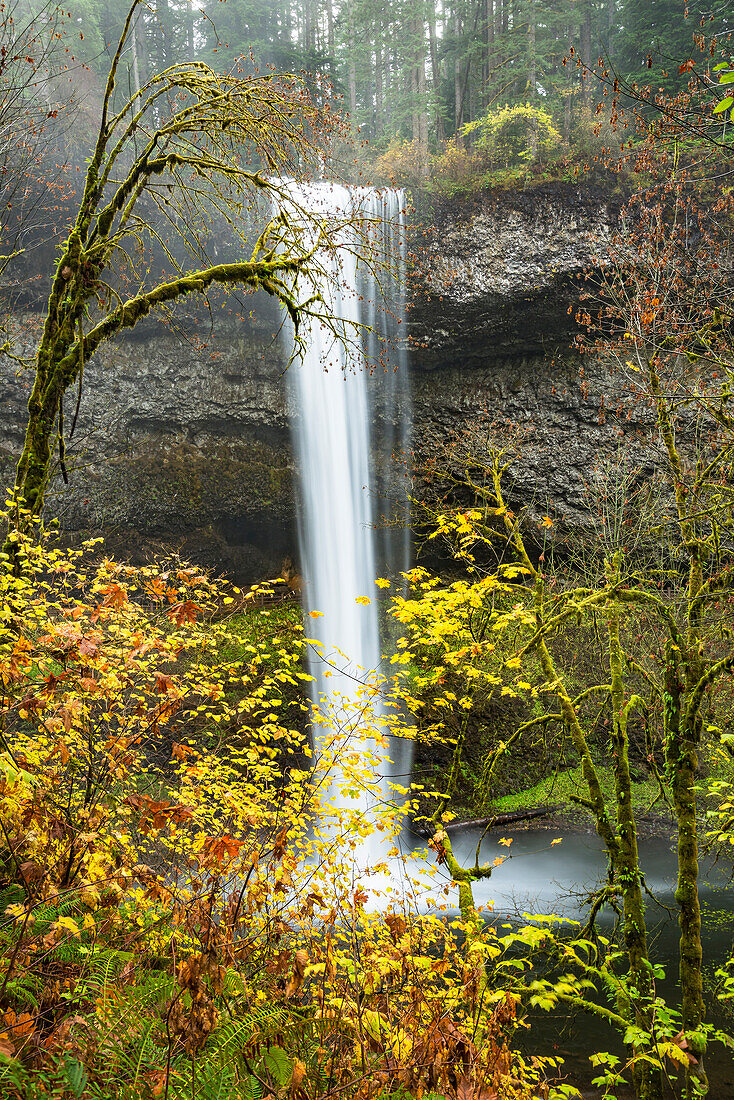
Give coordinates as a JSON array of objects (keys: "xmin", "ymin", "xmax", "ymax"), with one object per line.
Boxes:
[
  {"xmin": 397, "ymin": 824, "xmax": 734, "ymax": 1096},
  {"xmin": 402, "ymin": 824, "xmax": 732, "ymax": 924}
]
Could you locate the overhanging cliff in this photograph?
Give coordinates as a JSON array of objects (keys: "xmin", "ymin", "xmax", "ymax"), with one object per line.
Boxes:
[{"xmin": 1, "ymin": 180, "xmax": 640, "ymax": 579}]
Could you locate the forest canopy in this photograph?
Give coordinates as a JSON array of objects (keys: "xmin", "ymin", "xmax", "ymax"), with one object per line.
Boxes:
[{"xmin": 12, "ymin": 0, "xmax": 734, "ymax": 175}]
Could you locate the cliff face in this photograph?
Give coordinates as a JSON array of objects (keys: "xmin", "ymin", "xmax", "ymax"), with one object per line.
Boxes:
[
  {"xmin": 409, "ymin": 182, "xmax": 616, "ymax": 357},
  {"xmin": 407, "ymin": 183, "xmax": 655, "ymax": 538},
  {"xmin": 0, "ymin": 314, "xmax": 296, "ymax": 578},
  {"xmin": 0, "ymin": 181, "xmax": 639, "ymax": 580}
]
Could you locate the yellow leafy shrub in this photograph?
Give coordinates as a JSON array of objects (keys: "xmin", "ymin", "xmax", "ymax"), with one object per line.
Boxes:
[
  {"xmin": 373, "ymin": 138, "xmax": 430, "ymax": 186},
  {"xmin": 464, "ymin": 102, "xmax": 562, "ymax": 166}
]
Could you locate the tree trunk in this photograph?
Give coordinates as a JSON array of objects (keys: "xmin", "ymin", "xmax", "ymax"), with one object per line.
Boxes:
[
  {"xmin": 185, "ymin": 0, "xmax": 195, "ymax": 61},
  {"xmin": 563, "ymin": 22, "xmax": 572, "ymax": 144},
  {"xmin": 347, "ymin": 0, "xmax": 357, "ymax": 121},
  {"xmin": 415, "ymin": 20, "xmax": 428, "ymax": 155},
  {"xmin": 325, "ymin": 0, "xmax": 334, "ymax": 55},
  {"xmin": 607, "ymin": 575, "xmax": 662, "ymax": 1100},
  {"xmin": 484, "ymin": 0, "xmax": 494, "ymax": 105},
  {"xmin": 131, "ymin": 13, "xmax": 141, "ymax": 95},
  {"xmin": 375, "ymin": 34, "xmax": 383, "ymax": 133},
  {"xmin": 427, "ymin": 5, "xmax": 444, "ymax": 142},
  {"xmin": 304, "ymin": 0, "xmax": 313, "ymax": 54},
  {"xmin": 527, "ymin": 0, "xmax": 537, "ymax": 159},
  {"xmin": 454, "ymin": 9, "xmax": 463, "ymax": 134},
  {"xmin": 664, "ymin": 642, "xmax": 708, "ymax": 1094},
  {"xmin": 580, "ymin": 3, "xmax": 592, "ymax": 114}
]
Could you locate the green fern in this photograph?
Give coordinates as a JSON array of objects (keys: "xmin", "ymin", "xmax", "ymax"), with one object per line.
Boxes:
[
  {"xmin": 0, "ymin": 884, "xmax": 25, "ymax": 912},
  {"xmin": 78, "ymin": 968, "xmax": 178, "ymax": 1094},
  {"xmin": 4, "ymin": 970, "xmax": 43, "ymax": 1010},
  {"xmin": 240, "ymin": 1073, "xmax": 263, "ymax": 1100}
]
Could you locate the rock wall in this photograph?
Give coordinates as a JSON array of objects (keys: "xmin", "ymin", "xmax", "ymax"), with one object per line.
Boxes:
[
  {"xmin": 1, "ymin": 180, "xmax": 645, "ymax": 580},
  {"xmin": 409, "ymin": 182, "xmax": 657, "ymax": 538},
  {"xmin": 0, "ymin": 312, "xmax": 297, "ymax": 579},
  {"xmin": 409, "ymin": 181, "xmax": 617, "ymax": 358}
]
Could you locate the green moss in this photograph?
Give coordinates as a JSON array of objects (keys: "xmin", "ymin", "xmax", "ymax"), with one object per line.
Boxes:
[
  {"xmin": 491, "ymin": 764, "xmax": 667, "ymax": 819},
  {"xmin": 218, "ymin": 604, "xmax": 302, "ymax": 666},
  {"xmin": 121, "ymin": 435, "xmax": 294, "ymax": 521}
]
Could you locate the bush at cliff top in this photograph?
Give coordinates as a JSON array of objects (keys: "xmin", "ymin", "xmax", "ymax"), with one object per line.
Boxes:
[
  {"xmin": 373, "ymin": 137, "xmax": 430, "ymax": 186},
  {"xmin": 464, "ymin": 103, "xmax": 562, "ymax": 167},
  {"xmin": 429, "ymin": 136, "xmax": 486, "ymax": 193}
]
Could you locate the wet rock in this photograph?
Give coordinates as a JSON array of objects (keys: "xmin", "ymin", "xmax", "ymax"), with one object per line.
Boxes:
[{"xmin": 0, "ymin": 181, "xmax": 641, "ymax": 579}]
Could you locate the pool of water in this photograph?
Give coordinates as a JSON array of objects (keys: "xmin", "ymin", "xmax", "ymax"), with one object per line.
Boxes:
[{"xmin": 393, "ymin": 824, "xmax": 734, "ymax": 1097}]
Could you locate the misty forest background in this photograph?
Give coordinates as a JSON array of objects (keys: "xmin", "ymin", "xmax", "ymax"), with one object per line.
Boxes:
[{"xmin": 15, "ymin": 0, "xmax": 734, "ymax": 190}]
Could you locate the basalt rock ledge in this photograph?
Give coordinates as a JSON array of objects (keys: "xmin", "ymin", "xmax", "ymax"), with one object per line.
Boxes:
[{"xmin": 0, "ymin": 181, "xmax": 636, "ymax": 580}]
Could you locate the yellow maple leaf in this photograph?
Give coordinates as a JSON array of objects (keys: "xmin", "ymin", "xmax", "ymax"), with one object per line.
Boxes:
[{"xmin": 54, "ymin": 915, "xmax": 81, "ymax": 938}]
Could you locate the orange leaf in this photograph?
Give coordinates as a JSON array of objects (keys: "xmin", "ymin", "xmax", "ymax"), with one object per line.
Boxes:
[
  {"xmin": 3, "ymin": 1010, "xmax": 34, "ymax": 1038},
  {"xmin": 273, "ymin": 826, "xmax": 288, "ymax": 862},
  {"xmin": 154, "ymin": 673, "xmax": 176, "ymax": 695}
]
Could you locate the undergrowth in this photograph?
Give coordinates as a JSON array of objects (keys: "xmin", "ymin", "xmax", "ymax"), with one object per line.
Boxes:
[{"xmin": 0, "ymin": 504, "xmax": 581, "ymax": 1100}]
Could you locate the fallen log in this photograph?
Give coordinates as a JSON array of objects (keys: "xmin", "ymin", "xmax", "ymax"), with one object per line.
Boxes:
[
  {"xmin": 411, "ymin": 805, "xmax": 560, "ymax": 838},
  {"xmin": 444, "ymin": 805, "xmax": 561, "ymax": 832},
  {"xmin": 205, "ymin": 575, "xmax": 302, "ymax": 622}
]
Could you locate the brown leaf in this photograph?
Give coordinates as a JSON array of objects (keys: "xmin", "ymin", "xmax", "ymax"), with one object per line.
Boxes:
[
  {"xmin": 201, "ymin": 833, "xmax": 244, "ymax": 866},
  {"xmin": 429, "ymin": 829, "xmax": 448, "ymax": 865},
  {"xmin": 19, "ymin": 860, "xmax": 43, "ymax": 884},
  {"xmin": 268, "ymin": 950, "xmax": 291, "ymax": 975},
  {"xmin": 385, "ymin": 911, "xmax": 406, "ymax": 942},
  {"xmin": 457, "ymin": 1072, "xmax": 473, "ymax": 1100},
  {"xmin": 302, "ymin": 890, "xmax": 325, "ymax": 917},
  {"xmin": 285, "ymin": 949, "xmax": 309, "ymax": 998},
  {"xmin": 3, "ymin": 1010, "xmax": 34, "ymax": 1038},
  {"xmin": 273, "ymin": 825, "xmax": 288, "ymax": 862},
  {"xmin": 100, "ymin": 583, "xmax": 127, "ymax": 609},
  {"xmin": 672, "ymin": 1030, "xmax": 699, "ymax": 1066},
  {"xmin": 289, "ymin": 1058, "xmax": 307, "ymax": 1098},
  {"xmin": 79, "ymin": 636, "xmax": 99, "ymax": 658},
  {"xmin": 168, "ymin": 600, "xmax": 203, "ymax": 626},
  {"xmin": 153, "ymin": 673, "xmax": 176, "ymax": 695},
  {"xmin": 353, "ymin": 887, "xmax": 369, "ymax": 908}
]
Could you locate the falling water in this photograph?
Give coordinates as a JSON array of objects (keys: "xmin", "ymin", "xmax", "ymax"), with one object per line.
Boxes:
[{"xmin": 280, "ymin": 181, "xmax": 410, "ymax": 868}]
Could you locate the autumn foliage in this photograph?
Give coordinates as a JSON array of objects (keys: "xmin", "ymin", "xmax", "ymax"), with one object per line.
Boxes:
[{"xmin": 0, "ymin": 505, "xmax": 579, "ymax": 1100}]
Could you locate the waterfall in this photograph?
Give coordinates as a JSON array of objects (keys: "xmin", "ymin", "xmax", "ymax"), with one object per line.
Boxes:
[{"xmin": 280, "ymin": 182, "xmax": 410, "ymax": 869}]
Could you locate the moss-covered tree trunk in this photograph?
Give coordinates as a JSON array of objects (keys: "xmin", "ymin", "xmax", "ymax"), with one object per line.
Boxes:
[
  {"xmin": 651, "ymin": 361, "xmax": 709, "ymax": 1094},
  {"xmin": 4, "ymin": 0, "xmax": 341, "ymax": 547},
  {"xmin": 607, "ymin": 564, "xmax": 661, "ymax": 1100},
  {"xmin": 664, "ymin": 643, "xmax": 707, "ymax": 1096}
]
